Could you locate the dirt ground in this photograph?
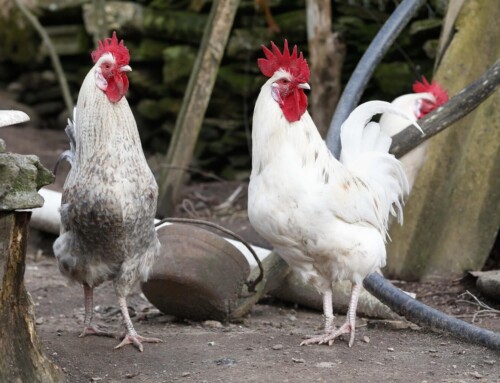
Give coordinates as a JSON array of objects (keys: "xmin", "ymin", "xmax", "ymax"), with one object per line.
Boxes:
[
  {"xmin": 4, "ymin": 126, "xmax": 500, "ymax": 382},
  {"xmin": 24, "ymin": 248, "xmax": 500, "ymax": 383}
]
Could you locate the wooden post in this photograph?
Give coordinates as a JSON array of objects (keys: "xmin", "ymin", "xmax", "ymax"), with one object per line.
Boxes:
[
  {"xmin": 92, "ymin": 0, "xmax": 108, "ymax": 46},
  {"xmin": 158, "ymin": 0, "xmax": 240, "ymax": 216},
  {"xmin": 0, "ymin": 112, "xmax": 61, "ymax": 382},
  {"xmin": 305, "ymin": 0, "xmax": 345, "ymax": 138}
]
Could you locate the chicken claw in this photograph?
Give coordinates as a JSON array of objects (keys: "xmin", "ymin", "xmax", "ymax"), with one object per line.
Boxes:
[
  {"xmin": 114, "ymin": 334, "xmax": 163, "ymax": 352},
  {"xmin": 79, "ymin": 326, "xmax": 115, "ymax": 338},
  {"xmin": 300, "ymin": 321, "xmax": 355, "ymax": 347}
]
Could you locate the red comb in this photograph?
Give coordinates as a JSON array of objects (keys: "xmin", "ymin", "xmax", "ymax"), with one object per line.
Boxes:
[
  {"xmin": 258, "ymin": 40, "xmax": 310, "ymax": 83},
  {"xmin": 91, "ymin": 31, "xmax": 130, "ymax": 67},
  {"xmin": 413, "ymin": 76, "xmax": 448, "ymax": 106}
]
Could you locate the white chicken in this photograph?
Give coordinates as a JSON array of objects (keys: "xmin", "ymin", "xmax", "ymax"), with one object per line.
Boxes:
[
  {"xmin": 248, "ymin": 41, "xmax": 422, "ymax": 347},
  {"xmin": 379, "ymin": 77, "xmax": 448, "ymax": 190}
]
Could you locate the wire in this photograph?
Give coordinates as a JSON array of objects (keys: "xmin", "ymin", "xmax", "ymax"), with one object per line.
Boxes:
[{"xmin": 155, "ymin": 217, "xmax": 265, "ymax": 292}]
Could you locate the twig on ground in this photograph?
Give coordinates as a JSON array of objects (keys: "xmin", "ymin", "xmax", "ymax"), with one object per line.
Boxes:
[
  {"xmin": 456, "ymin": 290, "xmax": 500, "ymax": 324},
  {"xmin": 214, "ymin": 184, "xmax": 244, "ymax": 212}
]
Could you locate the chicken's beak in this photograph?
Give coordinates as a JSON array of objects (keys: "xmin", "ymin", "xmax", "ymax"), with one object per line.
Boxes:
[
  {"xmin": 298, "ymin": 83, "xmax": 310, "ymax": 90},
  {"xmin": 120, "ymin": 65, "xmax": 132, "ymax": 72}
]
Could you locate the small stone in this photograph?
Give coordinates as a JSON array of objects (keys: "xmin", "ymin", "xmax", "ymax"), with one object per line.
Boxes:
[
  {"xmin": 476, "ymin": 271, "xmax": 500, "ymax": 300},
  {"xmin": 272, "ymin": 344, "xmax": 284, "ymax": 350},
  {"xmin": 469, "ymin": 371, "xmax": 483, "ymax": 379},
  {"xmin": 246, "ymin": 346, "xmax": 254, "ymax": 351},
  {"xmin": 292, "ymin": 358, "xmax": 306, "ymax": 364},
  {"xmin": 125, "ymin": 373, "xmax": 137, "ymax": 379},
  {"xmin": 288, "ymin": 315, "xmax": 297, "ymax": 322},
  {"xmin": 90, "ymin": 378, "xmax": 103, "ymax": 382},
  {"xmin": 215, "ymin": 358, "xmax": 236, "ymax": 366},
  {"xmin": 484, "ymin": 359, "xmax": 496, "ymax": 365},
  {"xmin": 52, "ymin": 352, "xmax": 58, "ymax": 356},
  {"xmin": 387, "ymin": 347, "xmax": 394, "ymax": 352},
  {"xmin": 35, "ymin": 317, "xmax": 44, "ymax": 325},
  {"xmin": 207, "ymin": 341, "xmax": 215, "ymax": 346},
  {"xmin": 181, "ymin": 372, "xmax": 191, "ymax": 377},
  {"xmin": 203, "ymin": 320, "xmax": 223, "ymax": 328},
  {"xmin": 428, "ymin": 349, "xmax": 438, "ymax": 353},
  {"xmin": 362, "ymin": 336, "xmax": 370, "ymax": 343},
  {"xmin": 315, "ymin": 362, "xmax": 335, "ymax": 368}
]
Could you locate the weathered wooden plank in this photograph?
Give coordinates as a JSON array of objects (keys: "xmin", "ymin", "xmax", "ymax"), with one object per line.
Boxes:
[{"xmin": 158, "ymin": 0, "xmax": 240, "ymax": 216}]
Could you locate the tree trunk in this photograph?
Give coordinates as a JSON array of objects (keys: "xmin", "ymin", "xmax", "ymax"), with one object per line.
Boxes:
[
  {"xmin": 0, "ymin": 212, "xmax": 62, "ymax": 382},
  {"xmin": 0, "ymin": 111, "xmax": 61, "ymax": 382},
  {"xmin": 158, "ymin": 0, "xmax": 240, "ymax": 216},
  {"xmin": 305, "ymin": 0, "xmax": 345, "ymax": 138},
  {"xmin": 386, "ymin": 0, "xmax": 500, "ymax": 280}
]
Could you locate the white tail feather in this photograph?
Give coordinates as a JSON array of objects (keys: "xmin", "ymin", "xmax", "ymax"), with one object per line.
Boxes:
[{"xmin": 339, "ymin": 101, "xmax": 421, "ymax": 237}]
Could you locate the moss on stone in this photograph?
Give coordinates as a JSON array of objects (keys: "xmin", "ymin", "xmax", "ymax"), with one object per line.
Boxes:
[{"xmin": 0, "ymin": 153, "xmax": 54, "ymax": 211}]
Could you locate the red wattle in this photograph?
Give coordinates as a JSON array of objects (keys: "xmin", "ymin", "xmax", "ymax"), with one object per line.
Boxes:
[
  {"xmin": 105, "ymin": 73, "xmax": 129, "ymax": 103},
  {"xmin": 281, "ymin": 88, "xmax": 308, "ymax": 123}
]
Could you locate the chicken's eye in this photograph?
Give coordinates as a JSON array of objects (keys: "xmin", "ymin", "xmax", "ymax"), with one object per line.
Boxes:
[{"xmin": 103, "ymin": 63, "xmax": 112, "ymax": 70}]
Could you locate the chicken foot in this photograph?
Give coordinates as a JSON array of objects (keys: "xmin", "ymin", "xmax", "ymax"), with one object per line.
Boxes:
[
  {"xmin": 79, "ymin": 284, "xmax": 115, "ymax": 338},
  {"xmin": 114, "ymin": 296, "xmax": 162, "ymax": 352},
  {"xmin": 300, "ymin": 289, "xmax": 335, "ymax": 346},
  {"xmin": 301, "ymin": 283, "xmax": 362, "ymax": 347}
]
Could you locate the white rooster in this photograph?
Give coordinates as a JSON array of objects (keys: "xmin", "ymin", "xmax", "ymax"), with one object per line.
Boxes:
[
  {"xmin": 248, "ymin": 41, "xmax": 422, "ymax": 347},
  {"xmin": 379, "ymin": 77, "xmax": 448, "ymax": 191}
]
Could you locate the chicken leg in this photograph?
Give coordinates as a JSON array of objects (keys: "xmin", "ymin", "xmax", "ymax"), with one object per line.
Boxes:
[
  {"xmin": 300, "ymin": 288, "xmax": 335, "ymax": 346},
  {"xmin": 301, "ymin": 283, "xmax": 362, "ymax": 347},
  {"xmin": 79, "ymin": 284, "xmax": 114, "ymax": 338},
  {"xmin": 114, "ymin": 296, "xmax": 162, "ymax": 352}
]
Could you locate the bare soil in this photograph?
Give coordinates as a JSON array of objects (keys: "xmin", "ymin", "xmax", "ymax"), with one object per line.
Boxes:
[{"xmin": 4, "ymin": 126, "xmax": 500, "ymax": 382}]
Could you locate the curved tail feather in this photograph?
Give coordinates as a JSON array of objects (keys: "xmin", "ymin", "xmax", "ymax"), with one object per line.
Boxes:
[
  {"xmin": 339, "ymin": 101, "xmax": 422, "ymax": 237},
  {"xmin": 54, "ymin": 107, "xmax": 77, "ymax": 175}
]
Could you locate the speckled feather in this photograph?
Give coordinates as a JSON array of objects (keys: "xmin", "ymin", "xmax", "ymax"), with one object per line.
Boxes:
[{"xmin": 53, "ymin": 60, "xmax": 160, "ymax": 297}]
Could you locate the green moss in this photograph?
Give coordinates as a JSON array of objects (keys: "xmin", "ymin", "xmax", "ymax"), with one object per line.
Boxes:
[
  {"xmin": 373, "ymin": 62, "xmax": 413, "ymax": 98},
  {"xmin": 0, "ymin": 154, "xmax": 54, "ymax": 211},
  {"xmin": 162, "ymin": 45, "xmax": 197, "ymax": 85},
  {"xmin": 0, "ymin": 16, "xmax": 38, "ymax": 64},
  {"xmin": 409, "ymin": 18, "xmax": 443, "ymax": 35}
]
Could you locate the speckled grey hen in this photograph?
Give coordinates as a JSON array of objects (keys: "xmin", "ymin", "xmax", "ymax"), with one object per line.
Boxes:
[{"xmin": 53, "ymin": 32, "xmax": 161, "ymax": 352}]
